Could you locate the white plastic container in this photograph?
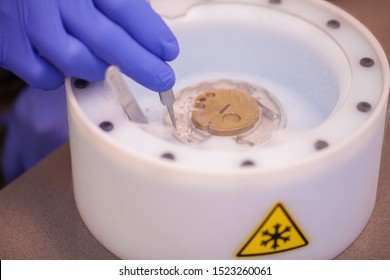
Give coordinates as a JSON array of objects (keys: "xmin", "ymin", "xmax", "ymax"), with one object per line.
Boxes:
[{"xmin": 66, "ymin": 0, "xmax": 389, "ymax": 259}]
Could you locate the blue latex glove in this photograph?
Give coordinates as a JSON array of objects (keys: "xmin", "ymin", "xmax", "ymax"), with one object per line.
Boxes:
[
  {"xmin": 1, "ymin": 86, "xmax": 68, "ymax": 184},
  {"xmin": 0, "ymin": 0, "xmax": 179, "ymax": 91}
]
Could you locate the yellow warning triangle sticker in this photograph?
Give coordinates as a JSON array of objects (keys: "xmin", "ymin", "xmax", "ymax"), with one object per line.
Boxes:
[{"xmin": 236, "ymin": 203, "xmax": 309, "ymax": 257}]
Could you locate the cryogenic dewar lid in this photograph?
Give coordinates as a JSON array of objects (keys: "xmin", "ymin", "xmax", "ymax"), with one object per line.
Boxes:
[{"xmin": 66, "ymin": 0, "xmax": 389, "ymax": 173}]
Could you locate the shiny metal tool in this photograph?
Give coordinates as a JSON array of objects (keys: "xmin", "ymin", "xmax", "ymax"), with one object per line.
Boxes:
[
  {"xmin": 159, "ymin": 89, "xmax": 177, "ymax": 128},
  {"xmin": 105, "ymin": 66, "xmax": 148, "ymax": 124}
]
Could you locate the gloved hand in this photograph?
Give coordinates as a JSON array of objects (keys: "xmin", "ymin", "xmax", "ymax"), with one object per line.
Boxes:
[
  {"xmin": 0, "ymin": 0, "xmax": 179, "ymax": 91},
  {"xmin": 1, "ymin": 86, "xmax": 68, "ymax": 184}
]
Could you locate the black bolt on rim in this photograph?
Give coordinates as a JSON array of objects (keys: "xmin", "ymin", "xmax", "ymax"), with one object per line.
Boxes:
[
  {"xmin": 241, "ymin": 160, "xmax": 256, "ymax": 167},
  {"xmin": 99, "ymin": 121, "xmax": 114, "ymax": 132},
  {"xmin": 161, "ymin": 153, "xmax": 175, "ymax": 161},
  {"xmin": 360, "ymin": 57, "xmax": 375, "ymax": 67},
  {"xmin": 315, "ymin": 140, "xmax": 329, "ymax": 151},
  {"xmin": 327, "ymin": 20, "xmax": 341, "ymax": 29},
  {"xmin": 74, "ymin": 79, "xmax": 90, "ymax": 89},
  {"xmin": 357, "ymin": 102, "xmax": 372, "ymax": 113}
]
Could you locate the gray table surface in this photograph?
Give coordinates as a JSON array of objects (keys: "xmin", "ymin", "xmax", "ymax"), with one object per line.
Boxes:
[{"xmin": 0, "ymin": 0, "xmax": 389, "ymax": 260}]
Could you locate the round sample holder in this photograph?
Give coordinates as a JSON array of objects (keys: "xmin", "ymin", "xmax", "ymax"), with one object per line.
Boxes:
[{"xmin": 66, "ymin": 0, "xmax": 389, "ymax": 259}]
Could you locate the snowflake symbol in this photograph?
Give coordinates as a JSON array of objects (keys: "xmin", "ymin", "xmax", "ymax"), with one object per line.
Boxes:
[{"xmin": 261, "ymin": 223, "xmax": 291, "ymax": 250}]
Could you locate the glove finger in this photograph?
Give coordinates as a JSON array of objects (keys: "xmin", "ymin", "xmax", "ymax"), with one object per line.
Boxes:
[
  {"xmin": 4, "ymin": 48, "xmax": 64, "ymax": 90},
  {"xmin": 61, "ymin": 0, "xmax": 175, "ymax": 92},
  {"xmin": 1, "ymin": 25, "xmax": 64, "ymax": 89},
  {"xmin": 94, "ymin": 0, "xmax": 179, "ymax": 61},
  {"xmin": 0, "ymin": 0, "xmax": 64, "ymax": 89},
  {"xmin": 26, "ymin": 1, "xmax": 108, "ymax": 82}
]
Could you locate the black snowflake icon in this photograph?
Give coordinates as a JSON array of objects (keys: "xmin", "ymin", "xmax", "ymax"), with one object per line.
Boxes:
[{"xmin": 261, "ymin": 223, "xmax": 291, "ymax": 250}]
